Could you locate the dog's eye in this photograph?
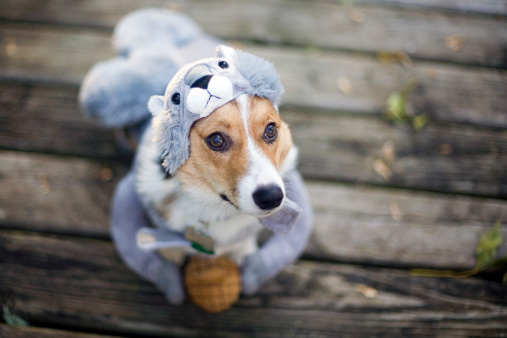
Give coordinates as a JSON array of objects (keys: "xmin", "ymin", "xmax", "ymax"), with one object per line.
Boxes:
[
  {"xmin": 171, "ymin": 93, "xmax": 180, "ymax": 105},
  {"xmin": 264, "ymin": 123, "xmax": 278, "ymax": 143},
  {"xmin": 207, "ymin": 133, "xmax": 227, "ymax": 151},
  {"xmin": 218, "ymin": 61, "xmax": 229, "ymax": 69}
]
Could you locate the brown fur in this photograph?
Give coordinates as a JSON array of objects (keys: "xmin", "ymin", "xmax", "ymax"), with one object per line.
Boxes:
[
  {"xmin": 177, "ymin": 95, "xmax": 293, "ymax": 206},
  {"xmin": 247, "ymin": 96, "xmax": 293, "ymax": 170}
]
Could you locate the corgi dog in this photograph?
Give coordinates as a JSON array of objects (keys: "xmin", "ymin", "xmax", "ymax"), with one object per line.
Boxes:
[
  {"xmin": 135, "ymin": 93, "xmax": 298, "ymax": 265},
  {"xmin": 79, "ymin": 7, "xmax": 313, "ymax": 302}
]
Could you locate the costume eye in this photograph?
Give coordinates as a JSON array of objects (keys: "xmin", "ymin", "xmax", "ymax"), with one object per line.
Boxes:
[
  {"xmin": 171, "ymin": 93, "xmax": 180, "ymax": 105},
  {"xmin": 206, "ymin": 133, "xmax": 229, "ymax": 151},
  {"xmin": 218, "ymin": 61, "xmax": 229, "ymax": 69},
  {"xmin": 264, "ymin": 123, "xmax": 278, "ymax": 143}
]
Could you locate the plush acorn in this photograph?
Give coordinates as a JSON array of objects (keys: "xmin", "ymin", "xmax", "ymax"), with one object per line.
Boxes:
[{"xmin": 183, "ymin": 255, "xmax": 241, "ymax": 313}]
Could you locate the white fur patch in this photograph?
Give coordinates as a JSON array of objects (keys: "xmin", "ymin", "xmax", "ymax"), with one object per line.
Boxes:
[
  {"xmin": 236, "ymin": 95, "xmax": 286, "ymax": 216},
  {"xmin": 185, "ymin": 75, "xmax": 234, "ymax": 117}
]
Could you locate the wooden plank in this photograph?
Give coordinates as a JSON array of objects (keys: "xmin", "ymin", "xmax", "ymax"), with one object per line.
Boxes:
[
  {"xmin": 283, "ymin": 109, "xmax": 507, "ymax": 197},
  {"xmin": 1, "ymin": 151, "xmax": 506, "ymax": 269},
  {"xmin": 0, "ymin": 325, "xmax": 120, "ymax": 338},
  {"xmin": 305, "ymin": 180, "xmax": 507, "ymax": 269},
  {"xmin": 0, "ymin": 24, "xmax": 113, "ymax": 85},
  {"xmin": 1, "ymin": 230, "xmax": 506, "ymax": 337},
  {"xmin": 3, "ymin": 82, "xmax": 506, "ymax": 197},
  {"xmin": 0, "ymin": 83, "xmax": 119, "ymax": 158},
  {"xmin": 1, "ymin": 24, "xmax": 506, "ymax": 128},
  {"xmin": 358, "ymin": 0, "xmax": 507, "ymax": 15},
  {"xmin": 255, "ymin": 46, "xmax": 507, "ymax": 129},
  {"xmin": 188, "ymin": 1, "xmax": 507, "ymax": 68},
  {"xmin": 2, "ymin": 82, "xmax": 505, "ymax": 196},
  {"xmin": 0, "ymin": 1, "xmax": 505, "ymax": 68},
  {"xmin": 0, "ymin": 151, "xmax": 125, "ymax": 238}
]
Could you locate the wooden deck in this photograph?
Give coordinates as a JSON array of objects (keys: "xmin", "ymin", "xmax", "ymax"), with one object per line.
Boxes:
[{"xmin": 1, "ymin": 1, "xmax": 506, "ymax": 336}]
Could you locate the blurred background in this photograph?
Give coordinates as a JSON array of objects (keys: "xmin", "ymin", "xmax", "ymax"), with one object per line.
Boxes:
[{"xmin": 1, "ymin": 0, "xmax": 506, "ymax": 336}]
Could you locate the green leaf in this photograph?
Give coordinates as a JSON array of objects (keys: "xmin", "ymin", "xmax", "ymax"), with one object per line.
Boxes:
[
  {"xmin": 410, "ymin": 268, "xmax": 476, "ymax": 278},
  {"xmin": 2, "ymin": 305, "xmax": 29, "ymax": 327},
  {"xmin": 475, "ymin": 220, "xmax": 503, "ymax": 270},
  {"xmin": 385, "ymin": 92, "xmax": 406, "ymax": 122},
  {"xmin": 412, "ymin": 114, "xmax": 429, "ymax": 131}
]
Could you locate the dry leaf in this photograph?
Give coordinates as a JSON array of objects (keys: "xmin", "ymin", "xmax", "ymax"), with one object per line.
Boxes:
[
  {"xmin": 426, "ymin": 68, "xmax": 440, "ymax": 79},
  {"xmin": 373, "ymin": 159, "xmax": 392, "ymax": 181},
  {"xmin": 382, "ymin": 141, "xmax": 395, "ymax": 165},
  {"xmin": 349, "ymin": 10, "xmax": 364, "ymax": 23},
  {"xmin": 99, "ymin": 167, "xmax": 114, "ymax": 182},
  {"xmin": 389, "ymin": 199, "xmax": 402, "ymax": 221},
  {"xmin": 6, "ymin": 39, "xmax": 17, "ymax": 57},
  {"xmin": 445, "ymin": 35, "xmax": 464, "ymax": 52},
  {"xmin": 39, "ymin": 175, "xmax": 50, "ymax": 195},
  {"xmin": 356, "ymin": 284, "xmax": 378, "ymax": 298},
  {"xmin": 337, "ymin": 77, "xmax": 353, "ymax": 95},
  {"xmin": 377, "ymin": 50, "xmax": 412, "ymax": 67},
  {"xmin": 437, "ymin": 143, "xmax": 453, "ymax": 155},
  {"xmin": 165, "ymin": 2, "xmax": 182, "ymax": 11}
]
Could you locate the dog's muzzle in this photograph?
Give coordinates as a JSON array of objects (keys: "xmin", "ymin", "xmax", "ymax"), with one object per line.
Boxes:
[{"xmin": 252, "ymin": 185, "xmax": 284, "ymax": 210}]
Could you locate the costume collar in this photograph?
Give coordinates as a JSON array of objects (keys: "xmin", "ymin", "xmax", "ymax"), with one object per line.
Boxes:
[{"xmin": 136, "ymin": 197, "xmax": 302, "ymax": 255}]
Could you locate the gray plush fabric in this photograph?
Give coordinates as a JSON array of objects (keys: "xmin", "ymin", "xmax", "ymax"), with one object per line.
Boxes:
[
  {"xmin": 150, "ymin": 44, "xmax": 284, "ymax": 174},
  {"xmin": 111, "ymin": 172, "xmax": 185, "ymax": 304},
  {"xmin": 79, "ymin": 8, "xmax": 314, "ymax": 305},
  {"xmin": 79, "ymin": 8, "xmax": 219, "ymax": 127}
]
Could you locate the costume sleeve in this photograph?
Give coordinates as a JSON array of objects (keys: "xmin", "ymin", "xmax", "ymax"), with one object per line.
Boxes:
[
  {"xmin": 111, "ymin": 171, "xmax": 185, "ymax": 304},
  {"xmin": 242, "ymin": 170, "xmax": 314, "ymax": 295}
]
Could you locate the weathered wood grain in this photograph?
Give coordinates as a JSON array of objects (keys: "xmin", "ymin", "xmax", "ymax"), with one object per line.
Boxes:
[
  {"xmin": 0, "ymin": 325, "xmax": 120, "ymax": 338},
  {"xmin": 1, "ymin": 230, "xmax": 506, "ymax": 337},
  {"xmin": 0, "ymin": 24, "xmax": 114, "ymax": 84},
  {"xmin": 0, "ymin": 83, "xmax": 119, "ymax": 158},
  {"xmin": 284, "ymin": 109, "xmax": 507, "ymax": 197},
  {"xmin": 1, "ymin": 0, "xmax": 505, "ymax": 68},
  {"xmin": 1, "ymin": 151, "xmax": 506, "ymax": 269},
  {"xmin": 306, "ymin": 180, "xmax": 507, "ymax": 269},
  {"xmin": 1, "ymin": 1, "xmax": 505, "ymax": 336},
  {"xmin": 1, "ymin": 24, "xmax": 506, "ymax": 128},
  {"xmin": 255, "ymin": 46, "xmax": 507, "ymax": 128},
  {"xmin": 0, "ymin": 151, "xmax": 125, "ymax": 238},
  {"xmin": 2, "ymin": 83, "xmax": 505, "ymax": 196},
  {"xmin": 187, "ymin": 1, "xmax": 507, "ymax": 68},
  {"xmin": 359, "ymin": 0, "xmax": 507, "ymax": 15}
]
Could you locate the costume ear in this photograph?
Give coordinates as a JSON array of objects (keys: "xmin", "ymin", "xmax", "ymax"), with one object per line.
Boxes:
[
  {"xmin": 148, "ymin": 95, "xmax": 165, "ymax": 115},
  {"xmin": 216, "ymin": 45, "xmax": 236, "ymax": 59}
]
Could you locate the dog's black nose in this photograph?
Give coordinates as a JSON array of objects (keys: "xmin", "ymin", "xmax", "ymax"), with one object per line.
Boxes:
[
  {"xmin": 191, "ymin": 75, "xmax": 212, "ymax": 89},
  {"xmin": 253, "ymin": 185, "xmax": 284, "ymax": 210}
]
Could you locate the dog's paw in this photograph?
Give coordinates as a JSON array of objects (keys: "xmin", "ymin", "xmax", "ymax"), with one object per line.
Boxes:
[
  {"xmin": 156, "ymin": 262, "xmax": 186, "ymax": 305},
  {"xmin": 241, "ymin": 253, "xmax": 268, "ymax": 296}
]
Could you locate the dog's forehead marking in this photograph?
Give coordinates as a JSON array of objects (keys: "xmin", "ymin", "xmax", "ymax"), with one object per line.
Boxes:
[{"xmin": 237, "ymin": 95, "xmax": 282, "ymax": 181}]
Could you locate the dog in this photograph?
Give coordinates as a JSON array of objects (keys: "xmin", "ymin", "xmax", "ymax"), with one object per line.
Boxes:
[
  {"xmin": 80, "ymin": 8, "xmax": 313, "ymax": 304},
  {"xmin": 136, "ymin": 93, "xmax": 298, "ymax": 265}
]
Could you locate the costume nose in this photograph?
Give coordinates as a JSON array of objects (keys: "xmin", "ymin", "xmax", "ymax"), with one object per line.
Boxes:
[
  {"xmin": 253, "ymin": 185, "xmax": 284, "ymax": 210},
  {"xmin": 191, "ymin": 75, "xmax": 213, "ymax": 89}
]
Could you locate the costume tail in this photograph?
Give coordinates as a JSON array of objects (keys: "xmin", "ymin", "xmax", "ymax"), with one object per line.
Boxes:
[{"xmin": 79, "ymin": 8, "xmax": 221, "ymax": 128}]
